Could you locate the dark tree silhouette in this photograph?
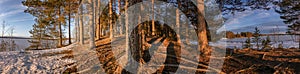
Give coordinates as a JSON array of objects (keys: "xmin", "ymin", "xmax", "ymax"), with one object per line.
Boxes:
[{"xmin": 275, "ymin": 0, "xmax": 300, "ymax": 48}]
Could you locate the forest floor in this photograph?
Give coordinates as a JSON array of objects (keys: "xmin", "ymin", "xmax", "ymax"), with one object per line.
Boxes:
[
  {"xmin": 222, "ymin": 48, "xmax": 300, "ymax": 74},
  {"xmin": 0, "ymin": 36, "xmax": 299, "ymax": 74}
]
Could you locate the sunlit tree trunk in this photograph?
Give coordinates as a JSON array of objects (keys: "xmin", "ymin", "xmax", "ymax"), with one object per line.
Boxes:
[
  {"xmin": 197, "ymin": 0, "xmax": 210, "ymax": 62},
  {"xmin": 176, "ymin": 1, "xmax": 181, "ymax": 43},
  {"xmin": 79, "ymin": 4, "xmax": 84, "ymax": 45},
  {"xmin": 125, "ymin": 0, "xmax": 129, "ymax": 60},
  {"xmin": 151, "ymin": 0, "xmax": 155, "ymax": 36},
  {"xmin": 109, "ymin": 0, "xmax": 113, "ymax": 39},
  {"xmin": 98, "ymin": 0, "xmax": 102, "ymax": 38},
  {"xmin": 95, "ymin": 0, "xmax": 100, "ymax": 40}
]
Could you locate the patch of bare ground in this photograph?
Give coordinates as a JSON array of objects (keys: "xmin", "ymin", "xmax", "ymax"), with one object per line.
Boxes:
[{"xmin": 222, "ymin": 48, "xmax": 300, "ymax": 74}]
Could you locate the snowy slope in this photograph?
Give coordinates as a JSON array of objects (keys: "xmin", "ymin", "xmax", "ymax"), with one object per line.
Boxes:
[
  {"xmin": 0, "ymin": 43, "xmax": 106, "ymax": 74},
  {"xmin": 0, "ymin": 44, "xmax": 76, "ymax": 74}
]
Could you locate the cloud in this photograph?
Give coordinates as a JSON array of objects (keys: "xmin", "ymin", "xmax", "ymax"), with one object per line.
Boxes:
[
  {"xmin": 218, "ymin": 9, "xmax": 283, "ymax": 33},
  {"xmin": 224, "ymin": 10, "xmax": 255, "ymax": 25},
  {"xmin": 11, "ymin": 18, "xmax": 33, "ymax": 23},
  {"xmin": 0, "ymin": 10, "xmax": 24, "ymax": 20}
]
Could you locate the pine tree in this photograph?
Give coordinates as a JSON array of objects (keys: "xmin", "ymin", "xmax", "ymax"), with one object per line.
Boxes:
[
  {"xmin": 244, "ymin": 37, "xmax": 252, "ymax": 49},
  {"xmin": 252, "ymin": 27, "xmax": 261, "ymax": 50},
  {"xmin": 23, "ymin": 0, "xmax": 80, "ymax": 47},
  {"xmin": 9, "ymin": 28, "xmax": 17, "ymax": 51},
  {"xmin": 275, "ymin": 0, "xmax": 300, "ymax": 49},
  {"xmin": 0, "ymin": 40, "xmax": 8, "ymax": 51},
  {"xmin": 262, "ymin": 36, "xmax": 271, "ymax": 50},
  {"xmin": 28, "ymin": 23, "xmax": 42, "ymax": 50}
]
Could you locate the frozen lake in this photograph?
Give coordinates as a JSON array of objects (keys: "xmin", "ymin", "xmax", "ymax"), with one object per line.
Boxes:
[
  {"xmin": 0, "ymin": 38, "xmax": 31, "ymax": 51},
  {"xmin": 217, "ymin": 35, "xmax": 299, "ymax": 49}
]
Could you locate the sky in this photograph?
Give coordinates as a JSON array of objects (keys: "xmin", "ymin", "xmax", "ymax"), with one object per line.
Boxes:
[
  {"xmin": 0, "ymin": 0, "xmax": 287, "ymax": 37},
  {"xmin": 218, "ymin": 8, "xmax": 287, "ymax": 33},
  {"xmin": 0, "ymin": 0, "xmax": 35, "ymax": 37}
]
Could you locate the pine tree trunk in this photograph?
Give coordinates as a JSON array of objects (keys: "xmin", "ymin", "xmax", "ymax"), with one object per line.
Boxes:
[
  {"xmin": 79, "ymin": 5, "xmax": 84, "ymax": 45},
  {"xmin": 75, "ymin": 13, "xmax": 79, "ymax": 42},
  {"xmin": 59, "ymin": 22, "xmax": 63, "ymax": 47},
  {"xmin": 186, "ymin": 18, "xmax": 189, "ymax": 44},
  {"xmin": 99, "ymin": 0, "xmax": 102, "ymax": 38},
  {"xmin": 68, "ymin": 1, "xmax": 72, "ymax": 45},
  {"xmin": 58, "ymin": 7, "xmax": 63, "ymax": 47},
  {"xmin": 125, "ymin": 0, "xmax": 129, "ymax": 63},
  {"xmin": 109, "ymin": 0, "xmax": 113, "ymax": 39},
  {"xmin": 95, "ymin": 0, "xmax": 99, "ymax": 40},
  {"xmin": 176, "ymin": 1, "xmax": 181, "ymax": 43},
  {"xmin": 89, "ymin": 0, "xmax": 96, "ymax": 48},
  {"xmin": 196, "ymin": 0, "xmax": 210, "ymax": 66},
  {"xmin": 151, "ymin": 0, "xmax": 155, "ymax": 36}
]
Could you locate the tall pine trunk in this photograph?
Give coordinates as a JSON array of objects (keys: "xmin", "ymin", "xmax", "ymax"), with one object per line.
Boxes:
[
  {"xmin": 176, "ymin": 1, "xmax": 181, "ymax": 43},
  {"xmin": 197, "ymin": 0, "xmax": 209, "ymax": 55},
  {"xmin": 68, "ymin": 1, "xmax": 72, "ymax": 45},
  {"xmin": 196, "ymin": 0, "xmax": 210, "ymax": 72},
  {"xmin": 195, "ymin": 0, "xmax": 212, "ymax": 73},
  {"xmin": 95, "ymin": 0, "xmax": 99, "ymax": 40},
  {"xmin": 125, "ymin": 0, "xmax": 129, "ymax": 63},
  {"xmin": 151, "ymin": 0, "xmax": 155, "ymax": 36},
  {"xmin": 75, "ymin": 13, "xmax": 79, "ymax": 42},
  {"xmin": 79, "ymin": 4, "xmax": 84, "ymax": 45},
  {"xmin": 109, "ymin": 0, "xmax": 113, "ymax": 39},
  {"xmin": 58, "ymin": 7, "xmax": 63, "ymax": 47},
  {"xmin": 89, "ymin": 0, "xmax": 96, "ymax": 48},
  {"xmin": 98, "ymin": 0, "xmax": 102, "ymax": 38}
]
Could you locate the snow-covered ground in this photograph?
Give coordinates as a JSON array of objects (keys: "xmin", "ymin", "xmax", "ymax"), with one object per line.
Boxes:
[
  {"xmin": 0, "ymin": 44, "xmax": 77, "ymax": 74},
  {"xmin": 0, "ymin": 42, "xmax": 106, "ymax": 74}
]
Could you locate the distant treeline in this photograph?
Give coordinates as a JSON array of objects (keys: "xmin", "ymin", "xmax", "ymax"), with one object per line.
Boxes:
[
  {"xmin": 226, "ymin": 31, "xmax": 299, "ymax": 39},
  {"xmin": 226, "ymin": 31, "xmax": 253, "ymax": 39},
  {"xmin": 0, "ymin": 36, "xmax": 31, "ymax": 39}
]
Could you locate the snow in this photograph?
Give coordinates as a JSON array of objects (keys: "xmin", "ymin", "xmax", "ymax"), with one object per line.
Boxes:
[{"xmin": 0, "ymin": 44, "xmax": 77, "ymax": 74}]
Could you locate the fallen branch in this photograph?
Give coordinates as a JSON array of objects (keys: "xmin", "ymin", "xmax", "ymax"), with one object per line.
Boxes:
[
  {"xmin": 149, "ymin": 64, "xmax": 213, "ymax": 72},
  {"xmin": 156, "ymin": 52, "xmax": 225, "ymax": 74}
]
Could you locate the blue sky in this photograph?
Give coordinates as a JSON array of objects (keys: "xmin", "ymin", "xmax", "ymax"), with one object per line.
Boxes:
[
  {"xmin": 218, "ymin": 8, "xmax": 287, "ymax": 33},
  {"xmin": 0, "ymin": 0, "xmax": 35, "ymax": 37},
  {"xmin": 0, "ymin": 0, "xmax": 287, "ymax": 37}
]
